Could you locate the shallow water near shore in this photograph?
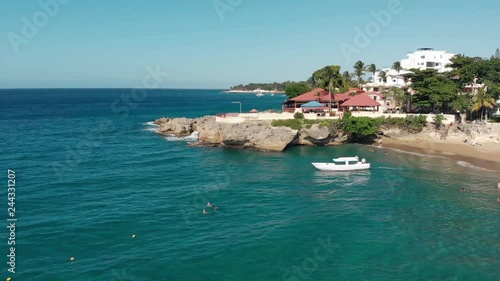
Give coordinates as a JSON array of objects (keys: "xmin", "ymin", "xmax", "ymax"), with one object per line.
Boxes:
[{"xmin": 1, "ymin": 89, "xmax": 499, "ymax": 280}]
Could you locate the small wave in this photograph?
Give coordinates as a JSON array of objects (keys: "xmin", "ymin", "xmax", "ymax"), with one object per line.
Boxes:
[
  {"xmin": 386, "ymin": 147, "xmax": 444, "ymax": 159},
  {"xmin": 456, "ymin": 161, "xmax": 494, "ymax": 171},
  {"xmin": 164, "ymin": 131, "xmax": 199, "ymax": 142},
  {"xmin": 143, "ymin": 127, "xmax": 158, "ymax": 132},
  {"xmin": 388, "ymin": 148, "xmax": 496, "ymax": 172},
  {"xmin": 144, "ymin": 121, "xmax": 159, "ymax": 127},
  {"xmin": 143, "ymin": 121, "xmax": 159, "ymax": 132}
]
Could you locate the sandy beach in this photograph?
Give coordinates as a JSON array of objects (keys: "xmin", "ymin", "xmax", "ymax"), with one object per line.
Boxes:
[{"xmin": 380, "ymin": 137, "xmax": 500, "ymax": 171}]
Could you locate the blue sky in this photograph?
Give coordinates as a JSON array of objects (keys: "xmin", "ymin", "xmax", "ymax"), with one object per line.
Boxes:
[{"xmin": 1, "ymin": 0, "xmax": 499, "ymax": 89}]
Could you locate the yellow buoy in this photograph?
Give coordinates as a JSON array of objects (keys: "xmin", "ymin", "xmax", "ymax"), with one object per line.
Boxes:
[
  {"xmin": 7, "ymin": 277, "xmax": 12, "ymax": 281},
  {"xmin": 132, "ymin": 234, "xmax": 136, "ymax": 238},
  {"xmin": 70, "ymin": 257, "xmax": 75, "ymax": 261}
]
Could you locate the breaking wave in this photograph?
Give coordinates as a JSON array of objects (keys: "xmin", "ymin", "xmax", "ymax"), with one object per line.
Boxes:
[
  {"xmin": 143, "ymin": 121, "xmax": 159, "ymax": 132},
  {"xmin": 164, "ymin": 131, "xmax": 199, "ymax": 142}
]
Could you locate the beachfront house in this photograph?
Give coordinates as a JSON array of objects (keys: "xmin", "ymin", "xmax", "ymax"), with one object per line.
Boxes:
[
  {"xmin": 363, "ymin": 91, "xmax": 399, "ymax": 113},
  {"xmin": 340, "ymin": 93, "xmax": 382, "ymax": 113},
  {"xmin": 362, "ymin": 68, "xmax": 412, "ymax": 92},
  {"xmin": 282, "ymin": 88, "xmax": 367, "ymax": 113},
  {"xmin": 283, "ymin": 88, "xmax": 395, "ymax": 114},
  {"xmin": 300, "ymin": 101, "xmax": 328, "ymax": 115},
  {"xmin": 282, "ymin": 88, "xmax": 333, "ymax": 112}
]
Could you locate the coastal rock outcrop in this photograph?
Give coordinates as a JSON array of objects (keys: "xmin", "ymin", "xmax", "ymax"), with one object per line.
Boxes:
[
  {"xmin": 221, "ymin": 122, "xmax": 299, "ymax": 151},
  {"xmin": 154, "ymin": 116, "xmax": 500, "ymax": 152},
  {"xmin": 157, "ymin": 117, "xmax": 194, "ymax": 137},
  {"xmin": 299, "ymin": 124, "xmax": 347, "ymax": 146},
  {"xmin": 155, "ymin": 117, "xmax": 337, "ymax": 151}
]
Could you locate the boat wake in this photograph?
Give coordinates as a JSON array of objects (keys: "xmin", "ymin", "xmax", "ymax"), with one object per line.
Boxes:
[
  {"xmin": 164, "ymin": 131, "xmax": 199, "ymax": 142},
  {"xmin": 374, "ymin": 166, "xmax": 410, "ymax": 171},
  {"xmin": 313, "ymin": 170, "xmax": 370, "ymax": 186}
]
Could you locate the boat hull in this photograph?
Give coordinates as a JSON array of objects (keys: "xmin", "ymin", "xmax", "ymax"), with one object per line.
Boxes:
[{"xmin": 311, "ymin": 162, "xmax": 371, "ymax": 171}]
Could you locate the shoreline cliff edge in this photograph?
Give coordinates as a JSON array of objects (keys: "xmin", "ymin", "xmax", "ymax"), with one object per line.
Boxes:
[{"xmin": 154, "ymin": 116, "xmax": 500, "ymax": 171}]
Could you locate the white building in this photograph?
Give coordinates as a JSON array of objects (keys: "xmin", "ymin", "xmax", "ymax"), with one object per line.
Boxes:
[
  {"xmin": 400, "ymin": 48, "xmax": 455, "ymax": 73},
  {"xmin": 363, "ymin": 68, "xmax": 412, "ymax": 92},
  {"xmin": 362, "ymin": 48, "xmax": 457, "ymax": 92}
]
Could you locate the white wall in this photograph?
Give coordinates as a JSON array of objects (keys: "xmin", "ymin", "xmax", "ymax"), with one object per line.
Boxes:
[{"xmin": 217, "ymin": 112, "xmax": 455, "ymax": 125}]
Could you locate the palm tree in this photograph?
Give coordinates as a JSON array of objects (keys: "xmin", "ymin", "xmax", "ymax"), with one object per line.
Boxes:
[
  {"xmin": 342, "ymin": 71, "xmax": 354, "ymax": 85},
  {"xmin": 354, "ymin": 61, "xmax": 365, "ymax": 89},
  {"xmin": 312, "ymin": 66, "xmax": 341, "ymax": 110},
  {"xmin": 471, "ymin": 90, "xmax": 496, "ymax": 121},
  {"xmin": 378, "ymin": 71, "xmax": 387, "ymax": 91},
  {"xmin": 367, "ymin": 64, "xmax": 377, "ymax": 83},
  {"xmin": 392, "ymin": 61, "xmax": 403, "ymax": 86}
]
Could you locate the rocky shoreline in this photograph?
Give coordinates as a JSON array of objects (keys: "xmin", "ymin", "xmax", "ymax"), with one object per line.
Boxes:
[
  {"xmin": 154, "ymin": 116, "xmax": 500, "ymax": 152},
  {"xmin": 154, "ymin": 116, "xmax": 349, "ymax": 151}
]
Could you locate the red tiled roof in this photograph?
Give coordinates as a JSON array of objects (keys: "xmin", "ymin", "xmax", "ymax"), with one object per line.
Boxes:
[
  {"xmin": 340, "ymin": 93, "xmax": 381, "ymax": 107},
  {"xmin": 291, "ymin": 88, "xmax": 334, "ymax": 102},
  {"xmin": 290, "ymin": 88, "xmax": 370, "ymax": 103},
  {"xmin": 333, "ymin": 93, "xmax": 351, "ymax": 101},
  {"xmin": 333, "ymin": 89, "xmax": 364, "ymax": 101}
]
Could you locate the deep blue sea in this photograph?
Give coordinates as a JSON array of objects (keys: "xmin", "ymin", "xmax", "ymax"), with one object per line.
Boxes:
[{"xmin": 0, "ymin": 89, "xmax": 499, "ymax": 281}]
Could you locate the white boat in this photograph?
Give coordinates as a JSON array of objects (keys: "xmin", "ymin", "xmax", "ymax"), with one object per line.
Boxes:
[
  {"xmin": 311, "ymin": 156, "xmax": 370, "ymax": 171},
  {"xmin": 256, "ymin": 92, "xmax": 264, "ymax": 97}
]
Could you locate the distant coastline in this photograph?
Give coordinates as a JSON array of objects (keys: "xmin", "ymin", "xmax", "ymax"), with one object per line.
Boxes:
[{"xmin": 222, "ymin": 89, "xmax": 286, "ymax": 94}]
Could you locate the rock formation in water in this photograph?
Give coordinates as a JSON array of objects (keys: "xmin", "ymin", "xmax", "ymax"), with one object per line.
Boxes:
[{"xmin": 155, "ymin": 116, "xmax": 346, "ymax": 151}]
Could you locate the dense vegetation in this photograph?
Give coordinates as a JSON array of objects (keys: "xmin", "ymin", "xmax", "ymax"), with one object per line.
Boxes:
[
  {"xmin": 402, "ymin": 53, "xmax": 500, "ymax": 117},
  {"xmin": 232, "ymin": 48, "xmax": 500, "ymax": 121},
  {"xmin": 230, "ymin": 82, "xmax": 290, "ymax": 92},
  {"xmin": 378, "ymin": 115, "xmax": 428, "ymax": 133}
]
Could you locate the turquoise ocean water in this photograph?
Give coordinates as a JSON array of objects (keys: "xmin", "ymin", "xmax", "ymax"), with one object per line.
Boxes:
[{"xmin": 0, "ymin": 89, "xmax": 499, "ymax": 281}]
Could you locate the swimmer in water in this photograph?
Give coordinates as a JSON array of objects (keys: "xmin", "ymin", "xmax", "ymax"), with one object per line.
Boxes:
[
  {"xmin": 207, "ymin": 202, "xmax": 218, "ymax": 210},
  {"xmin": 460, "ymin": 188, "xmax": 465, "ymax": 192},
  {"xmin": 202, "ymin": 209, "xmax": 208, "ymax": 215}
]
